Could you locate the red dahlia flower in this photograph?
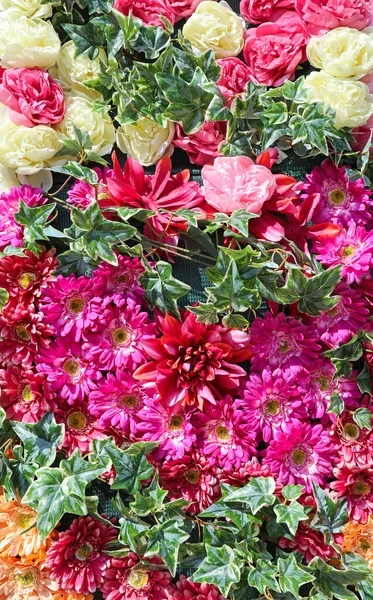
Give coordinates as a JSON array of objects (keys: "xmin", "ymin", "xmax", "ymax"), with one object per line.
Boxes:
[
  {"xmin": 134, "ymin": 310, "xmax": 251, "ymax": 409},
  {"xmin": 279, "ymin": 521, "xmax": 340, "ymax": 563}
]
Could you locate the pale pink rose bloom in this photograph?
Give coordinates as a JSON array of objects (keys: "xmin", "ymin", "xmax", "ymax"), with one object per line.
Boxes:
[
  {"xmin": 295, "ymin": 0, "xmax": 373, "ymax": 35},
  {"xmin": 201, "ymin": 156, "xmax": 277, "ymax": 214},
  {"xmin": 113, "ymin": 0, "xmax": 175, "ymax": 28}
]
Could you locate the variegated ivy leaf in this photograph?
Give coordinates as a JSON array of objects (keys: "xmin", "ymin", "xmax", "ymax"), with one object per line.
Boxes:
[
  {"xmin": 191, "ymin": 544, "xmax": 243, "ymax": 597},
  {"xmin": 10, "ymin": 413, "xmax": 64, "ymax": 468}
]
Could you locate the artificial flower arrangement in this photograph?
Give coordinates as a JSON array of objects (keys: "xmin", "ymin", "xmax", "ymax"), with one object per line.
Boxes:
[{"xmin": 0, "ymin": 0, "xmax": 373, "ymax": 599}]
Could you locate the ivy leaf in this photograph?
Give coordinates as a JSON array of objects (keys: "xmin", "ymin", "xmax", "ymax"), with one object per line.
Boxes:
[
  {"xmin": 51, "ymin": 163, "xmax": 99, "ymax": 184},
  {"xmin": 117, "ymin": 207, "xmax": 156, "ymax": 221},
  {"xmin": 8, "ymin": 447, "xmax": 38, "ymax": 498},
  {"xmin": 326, "ymin": 391, "xmax": 345, "ymax": 416},
  {"xmin": 191, "ymin": 545, "xmax": 243, "ymax": 597},
  {"xmin": 357, "ymin": 363, "xmax": 372, "ymax": 395},
  {"xmin": 311, "ymin": 483, "xmax": 348, "ymax": 544},
  {"xmin": 141, "ymin": 262, "xmax": 190, "ymax": 319},
  {"xmin": 228, "ymin": 209, "xmax": 259, "ymax": 237},
  {"xmin": 281, "ymin": 485, "xmax": 305, "ymax": 502},
  {"xmin": 274, "ymin": 500, "xmax": 308, "ymax": 536},
  {"xmin": 22, "ymin": 449, "xmax": 106, "ymax": 539},
  {"xmin": 261, "ymin": 101, "xmax": 288, "ymax": 126},
  {"xmin": 106, "ymin": 441, "xmax": 157, "ymax": 493},
  {"xmin": 298, "ymin": 265, "xmax": 342, "ymax": 316},
  {"xmin": 224, "ymin": 477, "xmax": 276, "ymax": 515},
  {"xmin": 309, "ymin": 556, "xmax": 367, "ymax": 600},
  {"xmin": 119, "ymin": 515, "xmax": 149, "ymax": 553},
  {"xmin": 248, "ymin": 560, "xmax": 280, "ymax": 595},
  {"xmin": 62, "ymin": 21, "xmax": 106, "ymax": 59},
  {"xmin": 0, "ymin": 288, "xmax": 8, "ymax": 312},
  {"xmin": 10, "ymin": 413, "xmax": 64, "ymax": 468},
  {"xmin": 186, "ymin": 303, "xmax": 219, "ymax": 325},
  {"xmin": 133, "ymin": 24, "xmax": 170, "ymax": 59},
  {"xmin": 130, "ymin": 473, "xmax": 168, "ymax": 516},
  {"xmin": 71, "ymin": 200, "xmax": 103, "ymax": 231},
  {"xmin": 145, "ymin": 519, "xmax": 190, "ymax": 576},
  {"xmin": 14, "ymin": 201, "xmax": 56, "ymax": 254},
  {"xmin": 88, "ymin": 437, "xmax": 113, "ymax": 471},
  {"xmin": 353, "ymin": 408, "xmax": 372, "ymax": 430},
  {"xmin": 278, "ymin": 554, "xmax": 315, "ymax": 596},
  {"xmin": 222, "ymin": 314, "xmax": 249, "ymax": 329}
]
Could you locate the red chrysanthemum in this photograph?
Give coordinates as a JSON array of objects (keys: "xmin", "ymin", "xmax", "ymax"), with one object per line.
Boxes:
[
  {"xmin": 170, "ymin": 575, "xmax": 227, "ymax": 600},
  {"xmin": 53, "ymin": 401, "xmax": 106, "ymax": 455},
  {"xmin": 279, "ymin": 521, "xmax": 339, "ymax": 563},
  {"xmin": 46, "ymin": 516, "xmax": 117, "ymax": 595},
  {"xmin": 0, "ymin": 365, "xmax": 54, "ymax": 422},
  {"xmin": 134, "ymin": 310, "xmax": 251, "ymax": 409},
  {"xmin": 331, "ymin": 464, "xmax": 373, "ymax": 523},
  {"xmin": 0, "ymin": 303, "xmax": 52, "ymax": 366},
  {"xmin": 0, "ymin": 249, "xmax": 57, "ymax": 304}
]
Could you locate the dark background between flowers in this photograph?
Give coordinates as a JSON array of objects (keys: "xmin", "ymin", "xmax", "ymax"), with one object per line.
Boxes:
[{"xmin": 51, "ymin": 1, "xmax": 325, "ymax": 596}]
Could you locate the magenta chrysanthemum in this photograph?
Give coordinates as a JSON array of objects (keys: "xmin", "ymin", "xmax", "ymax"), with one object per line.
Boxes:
[
  {"xmin": 306, "ymin": 283, "xmax": 370, "ymax": 348},
  {"xmin": 137, "ymin": 398, "xmax": 196, "ymax": 461},
  {"xmin": 314, "ymin": 223, "xmax": 373, "ymax": 284},
  {"xmin": 39, "ymin": 274, "xmax": 104, "ymax": 341},
  {"xmin": 331, "ymin": 411, "xmax": 373, "ymax": 469},
  {"xmin": 46, "ymin": 516, "xmax": 117, "ymax": 594},
  {"xmin": 53, "ymin": 401, "xmax": 106, "ymax": 454},
  {"xmin": 331, "ymin": 464, "xmax": 373, "ymax": 523},
  {"xmin": 0, "ymin": 303, "xmax": 52, "ymax": 366},
  {"xmin": 170, "ymin": 575, "xmax": 227, "ymax": 600},
  {"xmin": 302, "ymin": 160, "xmax": 373, "ymax": 227},
  {"xmin": 102, "ymin": 553, "xmax": 175, "ymax": 600},
  {"xmin": 237, "ymin": 369, "xmax": 307, "ymax": 442},
  {"xmin": 92, "ymin": 254, "xmax": 145, "ymax": 305},
  {"xmin": 279, "ymin": 521, "xmax": 339, "ymax": 563},
  {"xmin": 0, "ymin": 365, "xmax": 54, "ymax": 422},
  {"xmin": 35, "ymin": 338, "xmax": 100, "ymax": 404},
  {"xmin": 194, "ymin": 397, "xmax": 257, "ymax": 470},
  {"xmin": 0, "ymin": 185, "xmax": 47, "ymax": 250},
  {"xmin": 67, "ymin": 167, "xmax": 114, "ymax": 209},
  {"xmin": 0, "ymin": 249, "xmax": 57, "ymax": 304},
  {"xmin": 249, "ymin": 311, "xmax": 320, "ymax": 375},
  {"xmin": 262, "ymin": 421, "xmax": 337, "ymax": 492},
  {"xmin": 88, "ymin": 372, "xmax": 150, "ymax": 434}
]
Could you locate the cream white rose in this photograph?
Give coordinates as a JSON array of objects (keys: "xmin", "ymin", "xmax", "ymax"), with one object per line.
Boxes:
[
  {"xmin": 304, "ymin": 71, "xmax": 373, "ymax": 129},
  {"xmin": 0, "ymin": 0, "xmax": 52, "ymax": 19},
  {"xmin": 51, "ymin": 41, "xmax": 106, "ymax": 99},
  {"xmin": 307, "ymin": 27, "xmax": 373, "ymax": 80},
  {"xmin": 0, "ymin": 163, "xmax": 19, "ymax": 193},
  {"xmin": 0, "ymin": 14, "xmax": 60, "ymax": 69},
  {"xmin": 116, "ymin": 118, "xmax": 175, "ymax": 166},
  {"xmin": 183, "ymin": 1, "xmax": 244, "ymax": 59},
  {"xmin": 56, "ymin": 96, "xmax": 115, "ymax": 156}
]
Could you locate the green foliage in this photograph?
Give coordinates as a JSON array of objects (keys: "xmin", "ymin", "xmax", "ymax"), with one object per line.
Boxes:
[
  {"xmin": 0, "ymin": 288, "xmax": 8, "ymax": 312},
  {"xmin": 191, "ymin": 545, "xmax": 243, "ymax": 597},
  {"xmin": 141, "ymin": 262, "xmax": 191, "ymax": 318},
  {"xmin": 278, "ymin": 554, "xmax": 315, "ymax": 596},
  {"xmin": 14, "ymin": 201, "xmax": 56, "ymax": 255},
  {"xmin": 145, "ymin": 519, "xmax": 190, "ymax": 576},
  {"xmin": 311, "ymin": 483, "xmax": 349, "ymax": 544},
  {"xmin": 224, "ymin": 477, "xmax": 277, "ymax": 515},
  {"xmin": 353, "ymin": 408, "xmax": 372, "ymax": 430},
  {"xmin": 10, "ymin": 413, "xmax": 64, "ymax": 468},
  {"xmin": 106, "ymin": 440, "xmax": 157, "ymax": 493}
]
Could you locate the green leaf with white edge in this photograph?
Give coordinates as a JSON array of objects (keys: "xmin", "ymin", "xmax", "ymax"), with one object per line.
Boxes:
[
  {"xmin": 222, "ymin": 313, "xmax": 249, "ymax": 329},
  {"xmin": 112, "ymin": 10, "xmax": 141, "ymax": 51},
  {"xmin": 71, "ymin": 200, "xmax": 103, "ymax": 231},
  {"xmin": 261, "ymin": 101, "xmax": 288, "ymax": 126},
  {"xmin": 88, "ymin": 437, "xmax": 113, "ymax": 471},
  {"xmin": 326, "ymin": 391, "xmax": 345, "ymax": 416},
  {"xmin": 191, "ymin": 544, "xmax": 243, "ymax": 597},
  {"xmin": 309, "ymin": 556, "xmax": 368, "ymax": 600},
  {"xmin": 0, "ymin": 288, "xmax": 8, "ymax": 312},
  {"xmin": 119, "ymin": 516, "xmax": 149, "ymax": 553},
  {"xmin": 357, "ymin": 362, "xmax": 372, "ymax": 394},
  {"xmin": 228, "ymin": 209, "xmax": 259, "ymax": 237},
  {"xmin": 353, "ymin": 408, "xmax": 372, "ymax": 430},
  {"xmin": 22, "ymin": 449, "xmax": 106, "ymax": 539},
  {"xmin": 145, "ymin": 518, "xmax": 190, "ymax": 576},
  {"xmin": 130, "ymin": 472, "xmax": 168, "ymax": 516},
  {"xmin": 141, "ymin": 262, "xmax": 190, "ymax": 319},
  {"xmin": 106, "ymin": 441, "xmax": 157, "ymax": 493},
  {"xmin": 62, "ymin": 21, "xmax": 106, "ymax": 59},
  {"xmin": 281, "ymin": 484, "xmax": 305, "ymax": 502},
  {"xmin": 298, "ymin": 265, "xmax": 342, "ymax": 316},
  {"xmin": 278, "ymin": 554, "xmax": 315, "ymax": 596},
  {"xmin": 186, "ymin": 303, "xmax": 219, "ymax": 325},
  {"xmin": 10, "ymin": 413, "xmax": 64, "ymax": 468},
  {"xmin": 281, "ymin": 77, "xmax": 308, "ymax": 103},
  {"xmin": 117, "ymin": 207, "xmax": 156, "ymax": 221},
  {"xmin": 248, "ymin": 560, "xmax": 281, "ymax": 595},
  {"xmin": 224, "ymin": 477, "xmax": 276, "ymax": 514},
  {"xmin": 324, "ymin": 334, "xmax": 363, "ymax": 363},
  {"xmin": 14, "ymin": 201, "xmax": 56, "ymax": 253},
  {"xmin": 51, "ymin": 163, "xmax": 99, "ymax": 184},
  {"xmin": 8, "ymin": 449, "xmax": 38, "ymax": 498},
  {"xmin": 311, "ymin": 482, "xmax": 349, "ymax": 544},
  {"xmin": 132, "ymin": 24, "xmax": 170, "ymax": 59},
  {"xmin": 274, "ymin": 500, "xmax": 308, "ymax": 536}
]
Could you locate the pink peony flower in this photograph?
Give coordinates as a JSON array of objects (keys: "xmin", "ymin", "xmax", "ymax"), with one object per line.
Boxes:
[
  {"xmin": 201, "ymin": 156, "xmax": 276, "ymax": 215},
  {"xmin": 35, "ymin": 338, "xmax": 100, "ymax": 404},
  {"xmin": 295, "ymin": 0, "xmax": 373, "ymax": 35},
  {"xmin": 279, "ymin": 521, "xmax": 339, "ymax": 563},
  {"xmin": 305, "ymin": 283, "xmax": 370, "ymax": 348},
  {"xmin": 0, "ymin": 365, "xmax": 54, "ymax": 422},
  {"xmin": 240, "ymin": 0, "xmax": 295, "ymax": 24},
  {"xmin": 173, "ymin": 122, "xmax": 225, "ymax": 167},
  {"xmin": 313, "ymin": 223, "xmax": 373, "ymax": 285},
  {"xmin": 0, "ymin": 68, "xmax": 65, "ymax": 127},
  {"xmin": 53, "ymin": 401, "xmax": 106, "ymax": 455},
  {"xmin": 249, "ymin": 311, "xmax": 321, "ymax": 375},
  {"xmin": 67, "ymin": 167, "xmax": 114, "ymax": 210},
  {"xmin": 158, "ymin": 451, "xmax": 221, "ymax": 514},
  {"xmin": 238, "ymin": 369, "xmax": 307, "ymax": 442},
  {"xmin": 194, "ymin": 397, "xmax": 257, "ymax": 470},
  {"xmin": 134, "ymin": 310, "xmax": 251, "ymax": 410},
  {"xmin": 88, "ymin": 372, "xmax": 150, "ymax": 434},
  {"xmin": 168, "ymin": 0, "xmax": 206, "ymax": 20},
  {"xmin": 102, "ymin": 553, "xmax": 175, "ymax": 600},
  {"xmin": 137, "ymin": 399, "xmax": 196, "ymax": 461},
  {"xmin": 262, "ymin": 421, "xmax": 337, "ymax": 492},
  {"xmin": 170, "ymin": 576, "xmax": 226, "ymax": 600},
  {"xmin": 301, "ymin": 160, "xmax": 373, "ymax": 227},
  {"xmin": 46, "ymin": 516, "xmax": 117, "ymax": 595},
  {"xmin": 331, "ymin": 464, "xmax": 373, "ymax": 523},
  {"xmin": 92, "ymin": 254, "xmax": 145, "ymax": 305},
  {"xmin": 0, "ymin": 185, "xmax": 47, "ymax": 250},
  {"xmin": 0, "ymin": 249, "xmax": 57, "ymax": 305},
  {"xmin": 243, "ymin": 12, "xmax": 309, "ymax": 87},
  {"xmin": 216, "ymin": 57, "xmax": 251, "ymax": 101},
  {"xmin": 113, "ymin": 0, "xmax": 175, "ymax": 29}
]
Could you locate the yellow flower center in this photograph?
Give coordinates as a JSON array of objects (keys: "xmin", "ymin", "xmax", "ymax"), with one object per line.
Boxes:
[
  {"xmin": 359, "ymin": 537, "xmax": 371, "ymax": 552},
  {"xmin": 111, "ymin": 327, "xmax": 129, "ymax": 346},
  {"xmin": 67, "ymin": 411, "xmax": 87, "ymax": 430},
  {"xmin": 67, "ymin": 295, "xmax": 85, "ymax": 315},
  {"xmin": 16, "ymin": 510, "xmax": 36, "ymax": 530},
  {"xmin": 121, "ymin": 394, "xmax": 137, "ymax": 409},
  {"xmin": 316, "ymin": 376, "xmax": 330, "ymax": 391},
  {"xmin": 63, "ymin": 358, "xmax": 80, "ymax": 377},
  {"xmin": 184, "ymin": 469, "xmax": 199, "ymax": 484},
  {"xmin": 169, "ymin": 414, "xmax": 184, "ymax": 431},
  {"xmin": 291, "ymin": 449, "xmax": 307, "ymax": 466},
  {"xmin": 15, "ymin": 325, "xmax": 31, "ymax": 341},
  {"xmin": 354, "ymin": 480, "xmax": 371, "ymax": 496},
  {"xmin": 279, "ymin": 339, "xmax": 289, "ymax": 353},
  {"xmin": 116, "ymin": 272, "xmax": 129, "ymax": 284},
  {"xmin": 342, "ymin": 246, "xmax": 355, "ymax": 259},
  {"xmin": 264, "ymin": 400, "xmax": 280, "ymax": 416},
  {"xmin": 127, "ymin": 569, "xmax": 149, "ymax": 590},
  {"xmin": 75, "ymin": 542, "xmax": 94, "ymax": 561},
  {"xmin": 328, "ymin": 189, "xmax": 346, "ymax": 205},
  {"xmin": 215, "ymin": 425, "xmax": 230, "ymax": 441},
  {"xmin": 18, "ymin": 272, "xmax": 36, "ymax": 290},
  {"xmin": 14, "ymin": 570, "xmax": 35, "ymax": 588},
  {"xmin": 22, "ymin": 385, "xmax": 34, "ymax": 402},
  {"xmin": 343, "ymin": 423, "xmax": 360, "ymax": 440}
]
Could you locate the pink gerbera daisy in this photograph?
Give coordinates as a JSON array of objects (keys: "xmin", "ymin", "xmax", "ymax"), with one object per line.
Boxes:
[
  {"xmin": 137, "ymin": 398, "xmax": 196, "ymax": 461},
  {"xmin": 331, "ymin": 464, "xmax": 373, "ymax": 523},
  {"xmin": 35, "ymin": 338, "xmax": 100, "ymax": 404},
  {"xmin": 88, "ymin": 372, "xmax": 151, "ymax": 435},
  {"xmin": 279, "ymin": 521, "xmax": 339, "ymax": 563},
  {"xmin": 314, "ymin": 223, "xmax": 373, "ymax": 284},
  {"xmin": 194, "ymin": 397, "xmax": 257, "ymax": 470},
  {"xmin": 0, "ymin": 249, "xmax": 57, "ymax": 304},
  {"xmin": 262, "ymin": 421, "xmax": 337, "ymax": 492},
  {"xmin": 92, "ymin": 255, "xmax": 145, "ymax": 305},
  {"xmin": 53, "ymin": 401, "xmax": 106, "ymax": 454},
  {"xmin": 0, "ymin": 185, "xmax": 47, "ymax": 250},
  {"xmin": 302, "ymin": 160, "xmax": 373, "ymax": 227},
  {"xmin": 102, "ymin": 553, "xmax": 175, "ymax": 600},
  {"xmin": 84, "ymin": 299, "xmax": 156, "ymax": 372},
  {"xmin": 249, "ymin": 311, "xmax": 321, "ymax": 375},
  {"xmin": 0, "ymin": 365, "xmax": 54, "ymax": 422},
  {"xmin": 0, "ymin": 303, "xmax": 52, "ymax": 366},
  {"xmin": 331, "ymin": 410, "xmax": 373, "ymax": 469},
  {"xmin": 39, "ymin": 274, "xmax": 104, "ymax": 341},
  {"xmin": 46, "ymin": 516, "xmax": 117, "ymax": 595},
  {"xmin": 170, "ymin": 576, "xmax": 227, "ymax": 600},
  {"xmin": 305, "ymin": 283, "xmax": 370, "ymax": 348},
  {"xmin": 237, "ymin": 369, "xmax": 307, "ymax": 442},
  {"xmin": 67, "ymin": 167, "xmax": 114, "ymax": 210}
]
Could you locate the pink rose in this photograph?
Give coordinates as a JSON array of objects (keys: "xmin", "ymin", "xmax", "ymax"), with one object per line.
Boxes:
[
  {"xmin": 173, "ymin": 122, "xmax": 226, "ymax": 166},
  {"xmin": 113, "ymin": 0, "xmax": 175, "ymax": 28},
  {"xmin": 201, "ymin": 156, "xmax": 277, "ymax": 214},
  {"xmin": 240, "ymin": 0, "xmax": 295, "ymax": 25},
  {"xmin": 243, "ymin": 12, "xmax": 309, "ymax": 87},
  {"xmin": 168, "ymin": 0, "xmax": 207, "ymax": 21},
  {"xmin": 352, "ymin": 115, "xmax": 373, "ymax": 157},
  {"xmin": 0, "ymin": 68, "xmax": 66, "ymax": 128},
  {"xmin": 295, "ymin": 0, "xmax": 373, "ymax": 35},
  {"xmin": 217, "ymin": 58, "xmax": 251, "ymax": 102}
]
